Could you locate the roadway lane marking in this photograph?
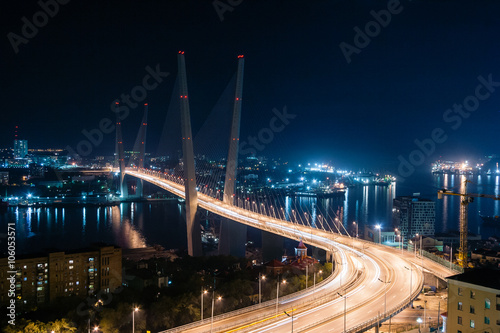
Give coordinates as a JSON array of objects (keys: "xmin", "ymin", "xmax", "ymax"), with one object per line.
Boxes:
[{"xmin": 223, "ymin": 309, "xmax": 296, "ymax": 332}]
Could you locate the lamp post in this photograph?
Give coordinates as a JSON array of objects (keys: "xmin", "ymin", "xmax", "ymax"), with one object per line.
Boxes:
[
  {"xmin": 424, "ymin": 300, "xmax": 427, "ymax": 328},
  {"xmin": 259, "ymin": 273, "xmax": 266, "ymax": 304},
  {"xmin": 415, "ymin": 234, "xmax": 419, "ymax": 258},
  {"xmin": 313, "ymin": 269, "xmax": 322, "ymax": 296},
  {"xmin": 378, "ymin": 276, "xmax": 391, "ymax": 316},
  {"xmin": 375, "ymin": 224, "xmax": 381, "ymax": 244},
  {"xmin": 337, "ymin": 291, "xmax": 347, "ymax": 333},
  {"xmin": 210, "ymin": 294, "xmax": 222, "ymax": 333},
  {"xmin": 419, "ymin": 234, "xmax": 423, "ymax": 257},
  {"xmin": 418, "ymin": 234, "xmax": 423, "ymax": 273},
  {"xmin": 201, "ymin": 288, "xmax": 207, "ymax": 320},
  {"xmin": 401, "ymin": 233, "xmax": 404, "ymax": 253},
  {"xmin": 276, "ymin": 279, "xmax": 286, "ymax": 316},
  {"xmin": 305, "ymin": 265, "xmax": 308, "ymax": 289},
  {"xmin": 132, "ymin": 307, "xmax": 139, "ymax": 333},
  {"xmin": 404, "ymin": 265, "xmax": 413, "ymax": 306},
  {"xmin": 417, "ymin": 317, "xmax": 422, "ymax": 333},
  {"xmin": 336, "ymin": 260, "xmax": 344, "ymax": 289},
  {"xmin": 353, "ymin": 221, "xmax": 358, "ymax": 238},
  {"xmin": 395, "ymin": 228, "xmax": 399, "ymax": 249},
  {"xmin": 284, "ymin": 309, "xmax": 294, "ymax": 332}
]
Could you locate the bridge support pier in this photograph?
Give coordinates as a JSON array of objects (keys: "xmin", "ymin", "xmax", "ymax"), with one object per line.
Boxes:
[
  {"xmin": 312, "ymin": 246, "xmax": 327, "ymax": 262},
  {"xmin": 136, "ymin": 178, "xmax": 143, "ymax": 198},
  {"xmin": 262, "ymin": 231, "xmax": 284, "ymax": 262},
  {"xmin": 219, "ymin": 218, "xmax": 246, "ymax": 257}
]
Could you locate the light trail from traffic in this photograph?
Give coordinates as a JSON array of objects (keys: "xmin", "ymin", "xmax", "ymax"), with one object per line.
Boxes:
[{"xmin": 126, "ymin": 169, "xmax": 458, "ymax": 333}]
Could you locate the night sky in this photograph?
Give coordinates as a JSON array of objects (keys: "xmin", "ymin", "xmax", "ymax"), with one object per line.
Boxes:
[{"xmin": 2, "ymin": 0, "xmax": 500, "ymax": 173}]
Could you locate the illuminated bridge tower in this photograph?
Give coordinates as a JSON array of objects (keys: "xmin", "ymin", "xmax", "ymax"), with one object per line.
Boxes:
[
  {"xmin": 178, "ymin": 51, "xmax": 202, "ymax": 257},
  {"xmin": 135, "ymin": 103, "xmax": 148, "ymax": 197},
  {"xmin": 219, "ymin": 55, "xmax": 247, "ymax": 257},
  {"xmin": 115, "ymin": 107, "xmax": 128, "ymax": 198}
]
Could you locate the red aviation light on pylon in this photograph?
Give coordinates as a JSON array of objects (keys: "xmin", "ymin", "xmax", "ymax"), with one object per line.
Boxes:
[
  {"xmin": 237, "ymin": 55, "xmax": 244, "ymax": 58},
  {"xmin": 144, "ymin": 103, "xmax": 148, "ymax": 106},
  {"xmin": 178, "ymin": 51, "xmax": 185, "ymax": 54}
]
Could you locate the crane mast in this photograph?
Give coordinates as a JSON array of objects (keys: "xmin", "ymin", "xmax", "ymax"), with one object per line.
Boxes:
[{"xmin": 438, "ymin": 179, "xmax": 500, "ymax": 269}]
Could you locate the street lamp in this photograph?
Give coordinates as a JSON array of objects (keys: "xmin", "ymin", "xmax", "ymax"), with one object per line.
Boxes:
[
  {"xmin": 375, "ymin": 224, "xmax": 381, "ymax": 244},
  {"xmin": 415, "ymin": 233, "xmax": 419, "ymax": 258},
  {"xmin": 395, "ymin": 228, "xmax": 399, "ymax": 249},
  {"xmin": 337, "ymin": 291, "xmax": 347, "ymax": 333},
  {"xmin": 276, "ymin": 279, "xmax": 286, "ymax": 316},
  {"xmin": 336, "ymin": 260, "xmax": 344, "ymax": 288},
  {"xmin": 404, "ymin": 265, "xmax": 413, "ymax": 306},
  {"xmin": 424, "ymin": 300, "xmax": 427, "ymax": 328},
  {"xmin": 132, "ymin": 307, "xmax": 139, "ymax": 333},
  {"xmin": 210, "ymin": 294, "xmax": 222, "ymax": 333},
  {"xmin": 201, "ymin": 288, "xmax": 208, "ymax": 320},
  {"xmin": 313, "ymin": 269, "xmax": 322, "ymax": 296},
  {"xmin": 417, "ymin": 317, "xmax": 423, "ymax": 333},
  {"xmin": 93, "ymin": 327, "xmax": 99, "ymax": 332},
  {"xmin": 353, "ymin": 221, "xmax": 358, "ymax": 238},
  {"xmin": 378, "ymin": 276, "xmax": 391, "ymax": 315},
  {"xmin": 419, "ymin": 234, "xmax": 423, "ymax": 257},
  {"xmin": 259, "ymin": 273, "xmax": 266, "ymax": 304}
]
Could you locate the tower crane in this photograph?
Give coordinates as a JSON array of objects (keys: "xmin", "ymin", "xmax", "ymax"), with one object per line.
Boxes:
[{"xmin": 438, "ymin": 179, "xmax": 500, "ymax": 268}]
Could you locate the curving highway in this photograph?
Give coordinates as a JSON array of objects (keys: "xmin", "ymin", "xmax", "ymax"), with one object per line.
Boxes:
[{"xmin": 126, "ymin": 168, "xmax": 458, "ymax": 332}]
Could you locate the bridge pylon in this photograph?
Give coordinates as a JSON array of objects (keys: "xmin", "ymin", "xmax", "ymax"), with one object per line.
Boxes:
[
  {"xmin": 178, "ymin": 51, "xmax": 202, "ymax": 257},
  {"xmin": 219, "ymin": 55, "xmax": 247, "ymax": 257},
  {"xmin": 135, "ymin": 103, "xmax": 148, "ymax": 197},
  {"xmin": 115, "ymin": 107, "xmax": 128, "ymax": 198}
]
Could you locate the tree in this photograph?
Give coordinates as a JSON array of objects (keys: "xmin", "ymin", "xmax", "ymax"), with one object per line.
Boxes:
[
  {"xmin": 3, "ymin": 319, "xmax": 46, "ymax": 333},
  {"xmin": 47, "ymin": 318, "xmax": 77, "ymax": 332}
]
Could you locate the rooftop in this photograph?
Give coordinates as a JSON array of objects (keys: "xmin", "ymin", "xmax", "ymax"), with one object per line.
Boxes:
[{"xmin": 447, "ymin": 268, "xmax": 500, "ymax": 290}]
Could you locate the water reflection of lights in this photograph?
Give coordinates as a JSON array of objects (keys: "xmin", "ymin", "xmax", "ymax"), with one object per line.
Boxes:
[{"xmin": 111, "ymin": 205, "xmax": 146, "ymax": 249}]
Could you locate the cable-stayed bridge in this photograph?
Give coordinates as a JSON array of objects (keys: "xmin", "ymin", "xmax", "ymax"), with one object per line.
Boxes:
[{"xmin": 113, "ymin": 52, "xmax": 459, "ymax": 332}]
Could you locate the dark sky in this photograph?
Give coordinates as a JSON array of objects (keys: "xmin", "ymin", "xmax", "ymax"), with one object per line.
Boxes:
[{"xmin": 2, "ymin": 0, "xmax": 500, "ymax": 173}]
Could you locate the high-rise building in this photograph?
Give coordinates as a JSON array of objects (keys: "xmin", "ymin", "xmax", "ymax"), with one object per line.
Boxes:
[
  {"xmin": 0, "ymin": 244, "xmax": 122, "ymax": 307},
  {"xmin": 393, "ymin": 195, "xmax": 435, "ymax": 241},
  {"xmin": 446, "ymin": 268, "xmax": 500, "ymax": 333},
  {"xmin": 13, "ymin": 139, "xmax": 28, "ymax": 159}
]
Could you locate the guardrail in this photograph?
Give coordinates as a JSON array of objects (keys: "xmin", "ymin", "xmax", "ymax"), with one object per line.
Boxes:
[
  {"xmin": 209, "ymin": 269, "xmax": 365, "ymax": 333},
  {"xmin": 159, "ymin": 261, "xmax": 343, "ymax": 333},
  {"xmin": 159, "ymin": 258, "xmax": 365, "ymax": 333},
  {"xmin": 421, "ymin": 249, "xmax": 463, "ymax": 273},
  {"xmin": 129, "ymin": 168, "xmax": 453, "ymax": 333},
  {"xmin": 297, "ymin": 270, "xmax": 424, "ymax": 333}
]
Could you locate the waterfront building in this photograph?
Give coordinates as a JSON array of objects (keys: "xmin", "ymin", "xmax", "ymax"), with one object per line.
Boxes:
[{"xmin": 0, "ymin": 244, "xmax": 121, "ymax": 307}]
